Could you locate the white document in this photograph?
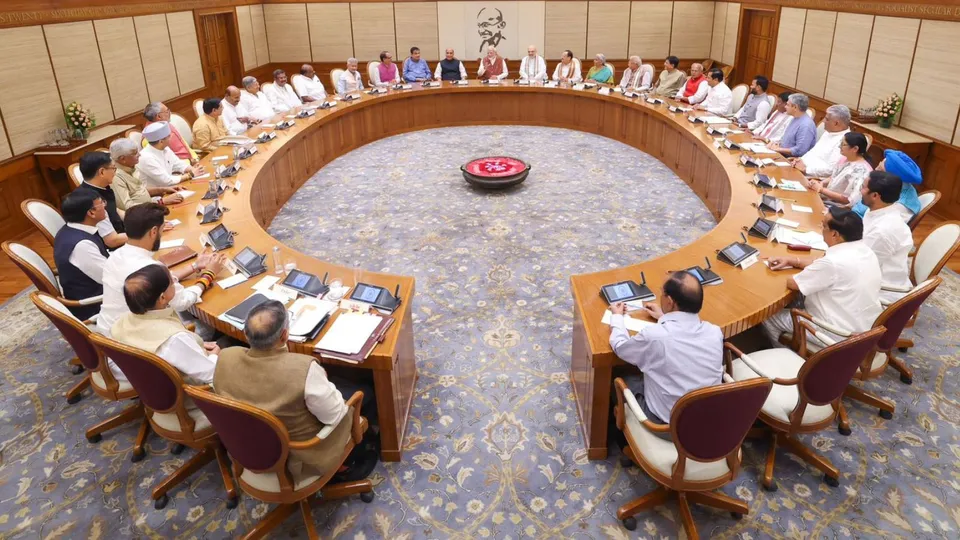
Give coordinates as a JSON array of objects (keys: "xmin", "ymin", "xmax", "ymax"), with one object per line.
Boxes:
[
  {"xmin": 289, "ymin": 298, "xmax": 338, "ymax": 336},
  {"xmin": 699, "ymin": 116, "xmax": 732, "ymax": 125},
  {"xmin": 217, "ymin": 274, "xmax": 248, "ymax": 290},
  {"xmin": 211, "ymin": 156, "xmax": 229, "ymax": 162},
  {"xmin": 178, "ymin": 190, "xmax": 195, "ymax": 199},
  {"xmin": 773, "ymin": 161, "xmax": 792, "ymax": 167},
  {"xmin": 791, "ymin": 204, "xmax": 814, "ymax": 213},
  {"xmin": 776, "ymin": 218, "xmax": 800, "ymax": 228},
  {"xmin": 166, "ymin": 219, "xmax": 181, "ymax": 227},
  {"xmin": 778, "ymin": 180, "xmax": 808, "ymax": 192},
  {"xmin": 315, "ymin": 312, "xmax": 382, "ymax": 354},
  {"xmin": 742, "ymin": 143, "xmax": 776, "ymax": 154},
  {"xmin": 158, "ymin": 239, "xmax": 184, "ymax": 249},
  {"xmin": 601, "ymin": 310, "xmax": 655, "ymax": 333},
  {"xmin": 573, "ymin": 84, "xmax": 585, "ymax": 91},
  {"xmin": 218, "ymin": 136, "xmax": 256, "ymax": 146},
  {"xmin": 739, "ymin": 253, "xmax": 760, "ymax": 269},
  {"xmin": 193, "ymin": 173, "xmax": 211, "ymax": 180},
  {"xmin": 598, "ymin": 87, "xmax": 611, "ymax": 96},
  {"xmin": 776, "ymin": 229, "xmax": 828, "ymax": 251},
  {"xmin": 251, "ymin": 275, "xmax": 280, "ymax": 291}
]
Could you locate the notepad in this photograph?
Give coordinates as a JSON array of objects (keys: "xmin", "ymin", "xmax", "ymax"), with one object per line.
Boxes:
[
  {"xmin": 775, "ymin": 218, "xmax": 800, "ymax": 228},
  {"xmin": 315, "ymin": 312, "xmax": 383, "ymax": 355},
  {"xmin": 158, "ymin": 239, "xmax": 184, "ymax": 249},
  {"xmin": 776, "ymin": 229, "xmax": 828, "ymax": 251},
  {"xmin": 778, "ymin": 180, "xmax": 808, "ymax": 192},
  {"xmin": 251, "ymin": 275, "xmax": 280, "ymax": 291},
  {"xmin": 217, "ymin": 274, "xmax": 248, "ymax": 290},
  {"xmin": 791, "ymin": 204, "xmax": 814, "ymax": 213},
  {"xmin": 177, "ymin": 190, "xmax": 195, "ymax": 199},
  {"xmin": 193, "ymin": 173, "xmax": 211, "ymax": 180},
  {"xmin": 601, "ymin": 310, "xmax": 655, "ymax": 332}
]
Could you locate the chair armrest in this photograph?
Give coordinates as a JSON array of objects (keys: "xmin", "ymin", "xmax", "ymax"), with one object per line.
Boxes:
[
  {"xmin": 796, "ymin": 310, "xmax": 851, "ymax": 337},
  {"xmin": 622, "ymin": 387, "xmax": 670, "ymax": 433},
  {"xmin": 722, "ymin": 373, "xmax": 735, "ymax": 383},
  {"xmin": 77, "ymin": 294, "xmax": 103, "ymax": 306},
  {"xmin": 345, "ymin": 391, "xmax": 366, "ymax": 444},
  {"xmin": 881, "ymin": 284, "xmax": 912, "ymax": 294}
]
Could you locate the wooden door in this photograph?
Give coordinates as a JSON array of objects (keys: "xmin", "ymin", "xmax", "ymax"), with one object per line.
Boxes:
[
  {"xmin": 198, "ymin": 13, "xmax": 237, "ymax": 94},
  {"xmin": 737, "ymin": 9, "xmax": 777, "ymax": 84}
]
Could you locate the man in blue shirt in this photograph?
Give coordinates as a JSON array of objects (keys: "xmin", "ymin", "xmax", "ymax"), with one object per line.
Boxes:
[
  {"xmin": 770, "ymin": 93, "xmax": 817, "ymax": 157},
  {"xmin": 403, "ymin": 46, "xmax": 431, "ymax": 83}
]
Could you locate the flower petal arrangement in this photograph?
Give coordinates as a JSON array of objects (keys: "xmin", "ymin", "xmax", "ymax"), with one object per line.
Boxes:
[{"xmin": 64, "ymin": 101, "xmax": 97, "ymax": 138}]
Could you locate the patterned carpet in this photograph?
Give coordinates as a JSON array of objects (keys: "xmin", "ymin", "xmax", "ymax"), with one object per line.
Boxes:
[{"xmin": 1, "ymin": 126, "xmax": 959, "ymax": 539}]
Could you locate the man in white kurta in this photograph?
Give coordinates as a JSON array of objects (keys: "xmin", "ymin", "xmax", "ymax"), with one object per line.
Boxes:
[
  {"xmin": 860, "ymin": 172, "xmax": 914, "ymax": 304},
  {"xmin": 792, "ymin": 104, "xmax": 852, "ymax": 177},
  {"xmin": 752, "ymin": 92, "xmax": 793, "ymax": 144},
  {"xmin": 695, "ymin": 68, "xmax": 733, "ymax": 116},
  {"xmin": 239, "ymin": 76, "xmax": 276, "ymax": 122},
  {"xmin": 619, "ymin": 56, "xmax": 652, "ymax": 92},
  {"xmin": 221, "ymin": 86, "xmax": 250, "ymax": 135},
  {"xmin": 336, "ymin": 58, "xmax": 365, "ymax": 95},
  {"xmin": 552, "ymin": 51, "xmax": 582, "ymax": 83},
  {"xmin": 518, "ymin": 45, "xmax": 547, "ymax": 82},
  {"xmin": 263, "ymin": 69, "xmax": 301, "ymax": 113},
  {"xmin": 293, "ymin": 64, "xmax": 327, "ymax": 102},
  {"xmin": 137, "ymin": 122, "xmax": 200, "ymax": 188}
]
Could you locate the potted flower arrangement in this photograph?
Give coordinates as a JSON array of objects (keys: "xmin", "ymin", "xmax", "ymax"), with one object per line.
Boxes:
[
  {"xmin": 875, "ymin": 93, "xmax": 902, "ymax": 129},
  {"xmin": 65, "ymin": 101, "xmax": 96, "ymax": 141}
]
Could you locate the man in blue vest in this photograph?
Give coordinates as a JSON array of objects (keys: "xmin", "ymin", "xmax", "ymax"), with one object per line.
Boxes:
[{"xmin": 53, "ymin": 189, "xmax": 110, "ymax": 320}]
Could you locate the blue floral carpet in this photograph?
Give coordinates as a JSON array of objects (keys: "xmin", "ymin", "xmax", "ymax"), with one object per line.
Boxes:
[{"xmin": 2, "ymin": 126, "xmax": 959, "ymax": 539}]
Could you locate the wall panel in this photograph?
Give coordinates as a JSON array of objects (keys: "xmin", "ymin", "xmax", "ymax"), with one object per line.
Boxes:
[
  {"xmin": 396, "ymin": 2, "xmax": 439, "ymax": 62},
  {"xmin": 859, "ymin": 16, "xmax": 919, "ymax": 113},
  {"xmin": 134, "ymin": 14, "xmax": 181, "ymax": 102},
  {"xmin": 771, "ymin": 7, "xmax": 805, "ymax": 88},
  {"xmin": 0, "ymin": 27, "xmax": 63, "ymax": 155},
  {"xmin": 436, "ymin": 2, "xmax": 467, "ymax": 56},
  {"xmin": 670, "ymin": 1, "xmax": 713, "ymax": 59},
  {"xmin": 307, "ymin": 3, "xmax": 353, "ymax": 63},
  {"xmin": 166, "ymin": 11, "xmax": 204, "ymax": 94},
  {"xmin": 721, "ymin": 3, "xmax": 740, "ymax": 65},
  {"xmin": 95, "ymin": 18, "xmax": 149, "ymax": 118},
  {"xmin": 823, "ymin": 12, "xmax": 872, "ymax": 109},
  {"xmin": 517, "ymin": 1, "xmax": 546, "ymax": 56},
  {"xmin": 264, "ymin": 3, "xmax": 310, "ymax": 62},
  {"xmin": 628, "ymin": 1, "xmax": 671, "ymax": 60},
  {"xmin": 544, "ymin": 1, "xmax": 587, "ymax": 60},
  {"xmin": 351, "ymin": 3, "xmax": 396, "ymax": 62},
  {"xmin": 586, "ymin": 1, "xmax": 630, "ymax": 59},
  {"xmin": 795, "ymin": 10, "xmax": 836, "ymax": 97},
  {"xmin": 900, "ymin": 20, "xmax": 960, "ymax": 142},
  {"xmin": 710, "ymin": 2, "xmax": 726, "ymax": 60},
  {"xmin": 251, "ymin": 4, "xmax": 270, "ymax": 68},
  {"xmin": 43, "ymin": 21, "xmax": 114, "ymax": 122},
  {"xmin": 236, "ymin": 5, "xmax": 258, "ymax": 71}
]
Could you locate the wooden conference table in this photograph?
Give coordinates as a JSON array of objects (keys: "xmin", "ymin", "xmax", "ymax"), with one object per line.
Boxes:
[{"xmin": 160, "ymin": 80, "xmax": 824, "ymax": 462}]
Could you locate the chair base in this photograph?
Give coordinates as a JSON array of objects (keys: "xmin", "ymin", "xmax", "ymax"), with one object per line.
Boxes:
[
  {"xmin": 85, "ymin": 403, "xmax": 148, "ymax": 459},
  {"xmin": 616, "ymin": 485, "xmax": 748, "ymax": 539},
  {"xmin": 886, "ymin": 352, "xmax": 913, "ymax": 385},
  {"xmin": 241, "ymin": 479, "xmax": 374, "ymax": 540},
  {"xmin": 69, "ymin": 357, "xmax": 85, "ymax": 375},
  {"xmin": 66, "ymin": 375, "xmax": 91, "ymax": 405},
  {"xmin": 151, "ymin": 444, "xmax": 237, "ymax": 508},
  {"xmin": 757, "ymin": 430, "xmax": 840, "ymax": 489},
  {"xmin": 844, "ymin": 384, "xmax": 895, "ymax": 419}
]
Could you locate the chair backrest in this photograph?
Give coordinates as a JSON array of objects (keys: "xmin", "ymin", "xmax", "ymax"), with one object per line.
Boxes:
[
  {"xmin": 672, "ymin": 378, "xmax": 772, "ymax": 463},
  {"xmin": 126, "ymin": 129, "xmax": 144, "ymax": 147},
  {"xmin": 874, "ymin": 278, "xmax": 942, "ymax": 351},
  {"xmin": 701, "ymin": 59, "xmax": 714, "ymax": 72},
  {"xmin": 912, "ymin": 220, "xmax": 960, "ymax": 283},
  {"xmin": 21, "ymin": 198, "xmax": 65, "ymax": 247},
  {"xmin": 797, "ymin": 326, "xmax": 886, "ymax": 411},
  {"xmin": 367, "ymin": 61, "xmax": 381, "ymax": 83},
  {"xmin": 2, "ymin": 241, "xmax": 60, "ymax": 296},
  {"xmin": 908, "ymin": 190, "xmax": 942, "ymax": 231},
  {"xmin": 67, "ymin": 163, "xmax": 84, "ymax": 188},
  {"xmin": 31, "ymin": 292, "xmax": 103, "ymax": 372},
  {"xmin": 605, "ymin": 62, "xmax": 615, "ymax": 79},
  {"xmin": 291, "ymin": 73, "xmax": 308, "ymax": 94},
  {"xmin": 169, "ymin": 113, "xmax": 192, "ymax": 147},
  {"xmin": 816, "ymin": 121, "xmax": 826, "ymax": 140},
  {"xmin": 720, "ymin": 65, "xmax": 733, "ymax": 81},
  {"xmin": 330, "ymin": 68, "xmax": 345, "ymax": 89},
  {"xmin": 640, "ymin": 63, "xmax": 654, "ymax": 85},
  {"xmin": 192, "ymin": 98, "xmax": 204, "ymax": 119},
  {"xmin": 806, "ymin": 107, "xmax": 816, "ymax": 119},
  {"xmin": 730, "ymin": 83, "xmax": 749, "ymax": 112},
  {"xmin": 766, "ymin": 94, "xmax": 775, "ymax": 109},
  {"xmin": 864, "ymin": 133, "xmax": 873, "ymax": 150}
]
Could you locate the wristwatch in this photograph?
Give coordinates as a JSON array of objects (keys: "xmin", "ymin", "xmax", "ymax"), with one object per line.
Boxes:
[{"xmin": 191, "ymin": 262, "xmax": 199, "ymax": 273}]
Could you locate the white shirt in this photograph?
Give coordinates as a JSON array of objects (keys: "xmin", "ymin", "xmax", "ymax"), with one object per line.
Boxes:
[
  {"xmin": 862, "ymin": 204, "xmax": 914, "ymax": 303},
  {"xmin": 676, "ymin": 79, "xmax": 709, "ymax": 104},
  {"xmin": 305, "ymin": 362, "xmax": 348, "ymax": 427},
  {"xmin": 519, "ymin": 55, "xmax": 547, "ymax": 82},
  {"xmin": 700, "ymin": 82, "xmax": 733, "ymax": 115},
  {"xmin": 735, "ymin": 94, "xmax": 772, "ymax": 130},
  {"xmin": 238, "ymin": 90, "xmax": 275, "ymax": 122},
  {"xmin": 552, "ymin": 61, "xmax": 582, "ymax": 83},
  {"xmin": 433, "ymin": 60, "xmax": 467, "ymax": 81},
  {"xmin": 137, "ymin": 144, "xmax": 186, "ymax": 188},
  {"xmin": 477, "ymin": 58, "xmax": 508, "ymax": 81},
  {"xmin": 263, "ymin": 82, "xmax": 301, "ymax": 113},
  {"xmin": 799, "ymin": 128, "xmax": 850, "ymax": 177},
  {"xmin": 220, "ymin": 100, "xmax": 247, "ymax": 136},
  {"xmin": 619, "ymin": 67, "xmax": 652, "ymax": 91},
  {"xmin": 336, "ymin": 70, "xmax": 364, "ymax": 95},
  {"xmin": 157, "ymin": 332, "xmax": 217, "ymax": 385},
  {"xmin": 293, "ymin": 75, "xmax": 327, "ymax": 100},
  {"xmin": 65, "ymin": 223, "xmax": 107, "ymax": 284},
  {"xmin": 794, "ymin": 240, "xmax": 882, "ymax": 342}
]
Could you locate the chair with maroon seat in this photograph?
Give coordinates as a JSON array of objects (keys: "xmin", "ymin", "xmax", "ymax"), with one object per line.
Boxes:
[
  {"xmin": 727, "ymin": 326, "xmax": 886, "ymax": 490},
  {"xmin": 613, "ymin": 377, "xmax": 772, "ymax": 538},
  {"xmin": 30, "ymin": 292, "xmax": 149, "ymax": 457},
  {"xmin": 183, "ymin": 385, "xmax": 374, "ymax": 539},
  {"xmin": 3, "ymin": 241, "xmax": 102, "ymax": 320},
  {"xmin": 89, "ymin": 333, "xmax": 238, "ymax": 509}
]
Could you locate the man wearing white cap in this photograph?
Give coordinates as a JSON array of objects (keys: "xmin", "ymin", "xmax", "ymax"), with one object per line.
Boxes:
[{"xmin": 137, "ymin": 122, "xmax": 204, "ymax": 188}]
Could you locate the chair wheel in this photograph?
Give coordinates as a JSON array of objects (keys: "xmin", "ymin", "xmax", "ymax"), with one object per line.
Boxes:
[
  {"xmin": 87, "ymin": 433, "xmax": 102, "ymax": 444},
  {"xmin": 131, "ymin": 449, "xmax": 145, "ymax": 463},
  {"xmin": 67, "ymin": 394, "xmax": 82, "ymax": 405},
  {"xmin": 838, "ymin": 425, "xmax": 851, "ymax": 436},
  {"xmin": 622, "ymin": 517, "xmax": 637, "ymax": 531},
  {"xmin": 762, "ymin": 482, "xmax": 777, "ymax": 492},
  {"xmin": 823, "ymin": 474, "xmax": 839, "ymax": 487},
  {"xmin": 171, "ymin": 443, "xmax": 185, "ymax": 455},
  {"xmin": 154, "ymin": 494, "xmax": 169, "ymax": 510},
  {"xmin": 226, "ymin": 496, "xmax": 239, "ymax": 509},
  {"xmin": 71, "ymin": 365, "xmax": 85, "ymax": 375},
  {"xmin": 731, "ymin": 512, "xmax": 743, "ymax": 520},
  {"xmin": 360, "ymin": 491, "xmax": 375, "ymax": 503},
  {"xmin": 897, "ymin": 346, "xmax": 908, "ymax": 353},
  {"xmin": 899, "ymin": 374, "xmax": 912, "ymax": 385},
  {"xmin": 619, "ymin": 456, "xmax": 633, "ymax": 468},
  {"xmin": 878, "ymin": 409, "xmax": 893, "ymax": 420}
]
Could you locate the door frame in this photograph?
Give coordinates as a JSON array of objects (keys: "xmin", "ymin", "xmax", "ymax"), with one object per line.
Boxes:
[
  {"xmin": 193, "ymin": 7, "xmax": 244, "ymax": 95},
  {"xmin": 735, "ymin": 4, "xmax": 781, "ymax": 86}
]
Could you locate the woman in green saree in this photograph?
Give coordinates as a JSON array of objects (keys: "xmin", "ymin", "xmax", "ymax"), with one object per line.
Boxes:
[{"xmin": 585, "ymin": 53, "xmax": 613, "ymax": 84}]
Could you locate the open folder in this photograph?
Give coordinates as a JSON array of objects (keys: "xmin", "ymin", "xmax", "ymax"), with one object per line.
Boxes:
[{"xmin": 314, "ymin": 312, "xmax": 394, "ymax": 363}]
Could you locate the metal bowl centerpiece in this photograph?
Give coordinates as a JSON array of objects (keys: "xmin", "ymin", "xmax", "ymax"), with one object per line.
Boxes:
[{"xmin": 461, "ymin": 156, "xmax": 531, "ymax": 189}]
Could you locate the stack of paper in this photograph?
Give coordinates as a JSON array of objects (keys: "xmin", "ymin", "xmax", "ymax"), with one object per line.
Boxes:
[
  {"xmin": 741, "ymin": 143, "xmax": 776, "ymax": 154},
  {"xmin": 601, "ymin": 310, "xmax": 655, "ymax": 332},
  {"xmin": 699, "ymin": 116, "xmax": 732, "ymax": 124},
  {"xmin": 315, "ymin": 312, "xmax": 382, "ymax": 355},
  {"xmin": 289, "ymin": 298, "xmax": 338, "ymax": 336},
  {"xmin": 775, "ymin": 229, "xmax": 828, "ymax": 250},
  {"xmin": 778, "ymin": 179, "xmax": 808, "ymax": 192}
]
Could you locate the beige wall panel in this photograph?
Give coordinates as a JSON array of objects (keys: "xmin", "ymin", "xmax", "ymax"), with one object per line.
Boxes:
[
  {"xmin": 0, "ymin": 27, "xmax": 64, "ymax": 155},
  {"xmin": 517, "ymin": 1, "xmax": 546, "ymax": 57},
  {"xmin": 134, "ymin": 14, "xmax": 181, "ymax": 102},
  {"xmin": 166, "ymin": 11, "xmax": 204, "ymax": 94},
  {"xmin": 251, "ymin": 4, "xmax": 270, "ymax": 68},
  {"xmin": 859, "ymin": 16, "xmax": 919, "ymax": 111},
  {"xmin": 586, "ymin": 1, "xmax": 630, "ymax": 59},
  {"xmin": 44, "ymin": 21, "xmax": 115, "ymax": 123},
  {"xmin": 545, "ymin": 1, "xmax": 587, "ymax": 60},
  {"xmin": 628, "ymin": 1, "xmax": 672, "ymax": 60},
  {"xmin": 795, "ymin": 10, "xmax": 836, "ymax": 97},
  {"xmin": 437, "ymin": 2, "xmax": 467, "ymax": 57},
  {"xmin": 351, "ymin": 3, "xmax": 396, "ymax": 62},
  {"xmin": 95, "ymin": 18, "xmax": 150, "ymax": 118},
  {"xmin": 236, "ymin": 6, "xmax": 257, "ymax": 71},
  {"xmin": 771, "ymin": 7, "xmax": 805, "ymax": 88},
  {"xmin": 823, "ymin": 12, "xmax": 872, "ymax": 109},
  {"xmin": 670, "ymin": 1, "xmax": 713, "ymax": 58},
  {"xmin": 0, "ymin": 116, "xmax": 11, "ymax": 161},
  {"xmin": 721, "ymin": 3, "xmax": 740, "ymax": 65},
  {"xmin": 901, "ymin": 20, "xmax": 960, "ymax": 142},
  {"xmin": 264, "ymin": 3, "xmax": 310, "ymax": 62},
  {"xmin": 711, "ymin": 2, "xmax": 726, "ymax": 60},
  {"xmin": 396, "ymin": 2, "xmax": 440, "ymax": 61},
  {"xmin": 308, "ymin": 3, "xmax": 354, "ymax": 62}
]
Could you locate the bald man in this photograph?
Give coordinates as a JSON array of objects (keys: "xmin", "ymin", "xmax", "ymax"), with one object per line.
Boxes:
[
  {"xmin": 221, "ymin": 86, "xmax": 252, "ymax": 135},
  {"xmin": 676, "ymin": 62, "xmax": 709, "ymax": 105},
  {"xmin": 293, "ymin": 64, "xmax": 327, "ymax": 102},
  {"xmin": 434, "ymin": 48, "xmax": 468, "ymax": 81},
  {"xmin": 609, "ymin": 271, "xmax": 723, "ymax": 426}
]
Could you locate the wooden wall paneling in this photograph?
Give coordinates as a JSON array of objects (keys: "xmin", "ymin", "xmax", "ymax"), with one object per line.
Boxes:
[
  {"xmin": 0, "ymin": 115, "xmax": 11, "ymax": 161},
  {"xmin": 263, "ymin": 3, "xmax": 310, "ymax": 62},
  {"xmin": 722, "ymin": 2, "xmax": 740, "ymax": 66},
  {"xmin": 771, "ymin": 7, "xmax": 805, "ymax": 88},
  {"xmin": 628, "ymin": 1, "xmax": 672, "ymax": 60},
  {"xmin": 307, "ymin": 3, "xmax": 354, "ymax": 62},
  {"xmin": 544, "ymin": 1, "xmax": 587, "ymax": 60},
  {"xmin": 0, "ymin": 27, "xmax": 67, "ymax": 155},
  {"xmin": 166, "ymin": 11, "xmax": 205, "ymax": 94},
  {"xmin": 900, "ymin": 20, "xmax": 960, "ymax": 143},
  {"xmin": 351, "ymin": 3, "xmax": 396, "ymax": 62},
  {"xmin": 858, "ymin": 16, "xmax": 919, "ymax": 114},
  {"xmin": 395, "ymin": 2, "xmax": 439, "ymax": 62},
  {"xmin": 95, "ymin": 18, "xmax": 150, "ymax": 118},
  {"xmin": 436, "ymin": 1, "xmax": 466, "ymax": 57},
  {"xmin": 794, "ymin": 10, "xmax": 836, "ymax": 97},
  {"xmin": 955, "ymin": 108, "xmax": 960, "ymax": 146},
  {"xmin": 43, "ymin": 21, "xmax": 115, "ymax": 123},
  {"xmin": 134, "ymin": 14, "xmax": 182, "ymax": 102},
  {"xmin": 236, "ymin": 5, "xmax": 257, "ymax": 71},
  {"xmin": 823, "ymin": 12, "xmax": 873, "ymax": 109},
  {"xmin": 586, "ymin": 1, "xmax": 630, "ymax": 59},
  {"xmin": 670, "ymin": 1, "xmax": 714, "ymax": 59},
  {"xmin": 517, "ymin": 1, "xmax": 546, "ymax": 56},
  {"xmin": 251, "ymin": 4, "xmax": 270, "ymax": 67},
  {"xmin": 711, "ymin": 2, "xmax": 727, "ymax": 60}
]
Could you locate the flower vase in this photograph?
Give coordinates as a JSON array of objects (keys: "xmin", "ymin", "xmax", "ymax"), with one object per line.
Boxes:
[
  {"xmin": 72, "ymin": 128, "xmax": 88, "ymax": 141},
  {"xmin": 877, "ymin": 116, "xmax": 893, "ymax": 129}
]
